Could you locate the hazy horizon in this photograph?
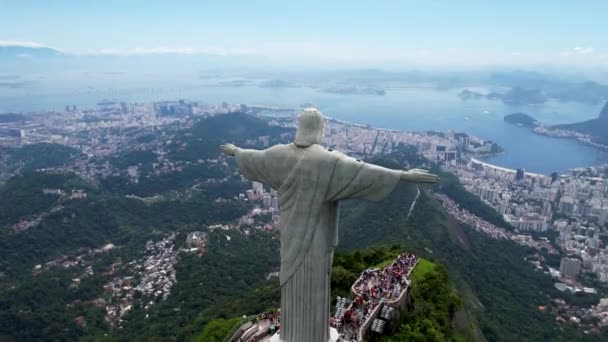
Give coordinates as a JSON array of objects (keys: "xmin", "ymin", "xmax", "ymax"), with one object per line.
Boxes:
[{"xmin": 2, "ymin": 1, "xmax": 608, "ymax": 71}]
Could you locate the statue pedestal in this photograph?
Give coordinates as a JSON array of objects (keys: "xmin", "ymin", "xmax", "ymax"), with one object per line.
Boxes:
[{"xmin": 269, "ymin": 327, "xmax": 340, "ymax": 342}]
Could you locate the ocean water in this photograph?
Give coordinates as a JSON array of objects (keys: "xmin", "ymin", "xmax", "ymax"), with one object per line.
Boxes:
[{"xmin": 1, "ymin": 75, "xmax": 606, "ymax": 174}]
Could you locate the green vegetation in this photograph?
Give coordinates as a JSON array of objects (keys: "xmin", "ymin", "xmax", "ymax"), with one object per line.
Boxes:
[
  {"xmin": 0, "ymin": 173, "xmax": 248, "ymax": 276},
  {"xmin": 334, "ymin": 144, "xmax": 608, "ymax": 341},
  {"xmin": 436, "ymin": 170, "xmax": 513, "ymax": 230},
  {"xmin": 167, "ymin": 112, "xmax": 289, "ymax": 163},
  {"xmin": 504, "ymin": 112, "xmax": 539, "ymax": 127},
  {"xmin": 2, "ymin": 113, "xmax": 606, "ymax": 341},
  {"xmin": 331, "ymin": 246, "xmax": 469, "ymax": 342},
  {"xmin": 331, "ymin": 245, "xmax": 402, "ymax": 298},
  {"xmin": 6, "ymin": 143, "xmax": 84, "ymax": 171},
  {"xmin": 0, "ymin": 169, "xmax": 255, "ymax": 340},
  {"xmin": 339, "ymin": 185, "xmax": 604, "ymax": 341},
  {"xmin": 116, "ymin": 230, "xmax": 278, "ymax": 341},
  {"xmin": 410, "ymin": 258, "xmax": 435, "ymax": 283},
  {"xmin": 180, "ymin": 281, "xmax": 281, "ymax": 341},
  {"xmin": 110, "ymin": 149, "xmax": 157, "ymax": 172},
  {"xmin": 99, "ymin": 112, "xmax": 289, "ymax": 197},
  {"xmin": 190, "ymin": 112, "xmax": 287, "ymax": 142},
  {"xmin": 374, "ymin": 258, "xmax": 396, "ymax": 269},
  {"xmin": 0, "ymin": 113, "xmax": 288, "ymax": 341},
  {"xmin": 195, "ymin": 317, "xmax": 242, "ymax": 342},
  {"xmin": 0, "ymin": 171, "xmax": 92, "ymax": 226},
  {"xmin": 383, "ymin": 259, "xmax": 467, "ymax": 342}
]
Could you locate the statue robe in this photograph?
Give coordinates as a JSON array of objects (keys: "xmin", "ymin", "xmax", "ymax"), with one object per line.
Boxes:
[{"xmin": 235, "ymin": 143, "xmax": 401, "ymax": 342}]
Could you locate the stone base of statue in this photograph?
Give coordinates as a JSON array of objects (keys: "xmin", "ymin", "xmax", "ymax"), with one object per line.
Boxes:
[{"xmin": 269, "ymin": 327, "xmax": 340, "ymax": 342}]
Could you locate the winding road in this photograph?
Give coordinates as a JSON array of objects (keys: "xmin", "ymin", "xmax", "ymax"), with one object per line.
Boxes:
[{"xmin": 406, "ymin": 185, "xmax": 420, "ymax": 221}]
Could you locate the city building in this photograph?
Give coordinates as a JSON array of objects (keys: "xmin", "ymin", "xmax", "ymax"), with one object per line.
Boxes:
[
  {"xmin": 516, "ymin": 168, "xmax": 525, "ymax": 181},
  {"xmin": 560, "ymin": 257, "xmax": 582, "ymax": 278}
]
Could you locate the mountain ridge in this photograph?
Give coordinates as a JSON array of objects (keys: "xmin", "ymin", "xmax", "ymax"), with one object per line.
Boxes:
[
  {"xmin": 0, "ymin": 45, "xmax": 63, "ymax": 59},
  {"xmin": 554, "ymin": 101, "xmax": 608, "ymax": 145}
]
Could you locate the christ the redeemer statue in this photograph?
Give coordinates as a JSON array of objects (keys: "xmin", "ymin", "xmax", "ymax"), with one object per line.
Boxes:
[{"xmin": 220, "ymin": 108, "xmax": 439, "ymax": 342}]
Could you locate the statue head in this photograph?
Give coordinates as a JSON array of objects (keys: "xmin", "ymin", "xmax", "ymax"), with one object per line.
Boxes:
[{"xmin": 294, "ymin": 108, "xmax": 325, "ymax": 147}]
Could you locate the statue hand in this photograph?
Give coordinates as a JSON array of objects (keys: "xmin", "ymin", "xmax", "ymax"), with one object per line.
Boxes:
[
  {"xmin": 219, "ymin": 143, "xmax": 238, "ymax": 156},
  {"xmin": 401, "ymin": 169, "xmax": 440, "ymax": 184}
]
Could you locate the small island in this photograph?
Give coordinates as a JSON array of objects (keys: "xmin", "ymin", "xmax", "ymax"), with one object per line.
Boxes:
[
  {"xmin": 504, "ymin": 112, "xmax": 540, "ymax": 127},
  {"xmin": 258, "ymin": 79, "xmax": 301, "ymax": 88},
  {"xmin": 458, "ymin": 89, "xmax": 484, "ymax": 100},
  {"xmin": 215, "ymin": 79, "xmax": 251, "ymax": 87},
  {"xmin": 458, "ymin": 86, "xmax": 548, "ymax": 106},
  {"xmin": 501, "ymin": 86, "xmax": 547, "ymax": 106},
  {"xmin": 320, "ymin": 86, "xmax": 385, "ymax": 96}
]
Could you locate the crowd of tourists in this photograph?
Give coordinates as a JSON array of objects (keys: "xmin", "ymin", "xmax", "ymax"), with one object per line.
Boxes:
[{"xmin": 331, "ymin": 252, "xmax": 418, "ymax": 341}]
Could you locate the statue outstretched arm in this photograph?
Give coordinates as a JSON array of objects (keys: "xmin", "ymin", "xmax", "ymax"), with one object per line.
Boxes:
[
  {"xmin": 220, "ymin": 144, "xmax": 284, "ymax": 189},
  {"xmin": 400, "ymin": 168, "xmax": 440, "ymax": 184},
  {"xmin": 219, "ymin": 143, "xmax": 239, "ymax": 156}
]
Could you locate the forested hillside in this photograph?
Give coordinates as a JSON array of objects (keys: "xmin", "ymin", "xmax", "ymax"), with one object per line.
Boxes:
[
  {"xmin": 336, "ymin": 147, "xmax": 607, "ymax": 341},
  {"xmin": 0, "ymin": 113, "xmax": 285, "ymax": 341},
  {"xmin": 1, "ymin": 113, "xmax": 605, "ymax": 341}
]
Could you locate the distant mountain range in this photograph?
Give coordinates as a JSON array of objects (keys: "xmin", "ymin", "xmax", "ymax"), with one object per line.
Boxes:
[
  {"xmin": 258, "ymin": 79, "xmax": 301, "ymax": 88},
  {"xmin": 0, "ymin": 44, "xmax": 63, "ymax": 59},
  {"xmin": 458, "ymin": 86, "xmax": 547, "ymax": 106}
]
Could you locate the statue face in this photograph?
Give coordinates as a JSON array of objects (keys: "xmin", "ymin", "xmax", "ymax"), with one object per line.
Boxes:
[{"xmin": 294, "ymin": 108, "xmax": 325, "ymax": 147}]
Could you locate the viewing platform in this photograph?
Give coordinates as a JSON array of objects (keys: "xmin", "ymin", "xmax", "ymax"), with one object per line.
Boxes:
[
  {"xmin": 227, "ymin": 252, "xmax": 418, "ymax": 342},
  {"xmin": 335, "ymin": 252, "xmax": 418, "ymax": 341}
]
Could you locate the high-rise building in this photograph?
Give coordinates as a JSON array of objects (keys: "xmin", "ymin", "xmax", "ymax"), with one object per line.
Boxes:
[
  {"xmin": 259, "ymin": 136, "xmax": 270, "ymax": 147},
  {"xmin": 578, "ymin": 203, "xmax": 592, "ymax": 217},
  {"xmin": 551, "ymin": 172, "xmax": 559, "ymax": 183},
  {"xmin": 505, "ymin": 215, "xmax": 548, "ymax": 232},
  {"xmin": 246, "ymin": 189, "xmax": 256, "ymax": 201},
  {"xmin": 445, "ymin": 151, "xmax": 457, "ymax": 161},
  {"xmin": 263, "ymin": 194, "xmax": 271, "ymax": 207},
  {"xmin": 558, "ymin": 196, "xmax": 575, "ymax": 216},
  {"xmin": 559, "ymin": 257, "xmax": 581, "ymax": 278},
  {"xmin": 471, "ymin": 161, "xmax": 483, "ymax": 171},
  {"xmin": 515, "ymin": 168, "xmax": 525, "ymax": 181},
  {"xmin": 271, "ymin": 197, "xmax": 279, "ymax": 211},
  {"xmin": 600, "ymin": 208, "xmax": 608, "ymax": 226},
  {"xmin": 542, "ymin": 201, "xmax": 552, "ymax": 216},
  {"xmin": 461, "ymin": 135, "xmax": 470, "ymax": 150},
  {"xmin": 252, "ymin": 181, "xmax": 264, "ymax": 195}
]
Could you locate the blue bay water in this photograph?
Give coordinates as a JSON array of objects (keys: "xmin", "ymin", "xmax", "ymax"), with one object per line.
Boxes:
[{"xmin": 1, "ymin": 76, "xmax": 606, "ymax": 174}]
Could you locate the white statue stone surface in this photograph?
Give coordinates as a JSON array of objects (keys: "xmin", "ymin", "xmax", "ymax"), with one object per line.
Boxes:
[{"xmin": 220, "ymin": 109, "xmax": 438, "ymax": 342}]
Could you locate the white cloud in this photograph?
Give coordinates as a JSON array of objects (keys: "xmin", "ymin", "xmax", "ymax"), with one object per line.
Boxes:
[
  {"xmin": 561, "ymin": 46, "xmax": 594, "ymax": 57},
  {"xmin": 79, "ymin": 46, "xmax": 259, "ymax": 56},
  {"xmin": 574, "ymin": 46, "xmax": 594, "ymax": 54},
  {"xmin": 1, "ymin": 39, "xmax": 605, "ymax": 68},
  {"xmin": 245, "ymin": 43, "xmax": 606, "ymax": 68},
  {"xmin": 0, "ymin": 40, "xmax": 53, "ymax": 49}
]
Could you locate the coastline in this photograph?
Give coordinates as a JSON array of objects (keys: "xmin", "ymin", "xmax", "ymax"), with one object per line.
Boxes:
[
  {"xmin": 533, "ymin": 128, "xmax": 608, "ymax": 151},
  {"xmin": 502, "ymin": 117, "xmax": 608, "ymax": 152},
  {"xmin": 323, "ymin": 114, "xmax": 604, "ymax": 175},
  {"xmin": 470, "ymin": 157, "xmax": 548, "ymax": 178}
]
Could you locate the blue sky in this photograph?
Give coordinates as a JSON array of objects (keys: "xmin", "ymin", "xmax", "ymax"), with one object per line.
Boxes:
[{"xmin": 2, "ymin": 0, "xmax": 607, "ymax": 67}]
